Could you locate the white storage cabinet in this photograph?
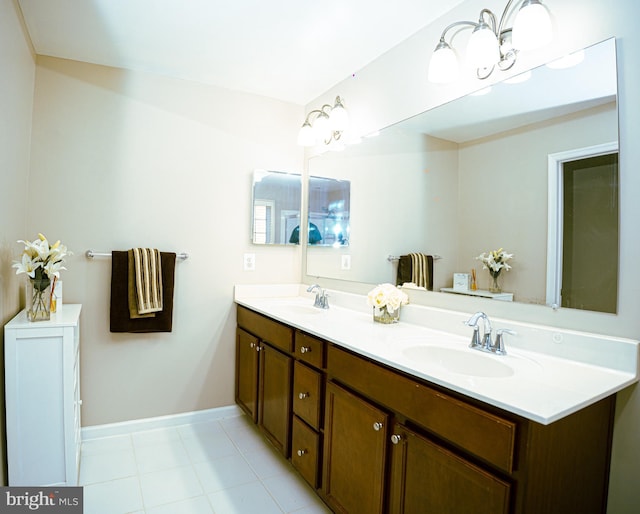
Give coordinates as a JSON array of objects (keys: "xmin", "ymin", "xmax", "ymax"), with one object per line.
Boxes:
[{"xmin": 4, "ymin": 304, "xmax": 82, "ymax": 486}]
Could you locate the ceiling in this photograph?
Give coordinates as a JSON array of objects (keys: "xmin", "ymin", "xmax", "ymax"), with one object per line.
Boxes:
[{"xmin": 17, "ymin": 0, "xmax": 465, "ymax": 106}]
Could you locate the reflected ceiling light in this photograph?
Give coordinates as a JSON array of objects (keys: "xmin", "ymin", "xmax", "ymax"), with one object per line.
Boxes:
[
  {"xmin": 298, "ymin": 96, "xmax": 349, "ymax": 147},
  {"xmin": 427, "ymin": 0, "xmax": 553, "ymax": 83}
]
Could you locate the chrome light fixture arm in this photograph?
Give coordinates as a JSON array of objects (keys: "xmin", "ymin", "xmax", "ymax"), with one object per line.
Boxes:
[
  {"xmin": 429, "ymin": 0, "xmax": 551, "ymax": 83},
  {"xmin": 297, "ymin": 96, "xmax": 349, "ymax": 147}
]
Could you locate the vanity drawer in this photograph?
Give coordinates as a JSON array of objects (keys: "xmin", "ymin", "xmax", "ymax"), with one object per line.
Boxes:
[
  {"xmin": 237, "ymin": 305, "xmax": 293, "ymax": 352},
  {"xmin": 295, "ymin": 331, "xmax": 325, "ymax": 369},
  {"xmin": 293, "ymin": 361, "xmax": 323, "ymax": 430},
  {"xmin": 291, "ymin": 415, "xmax": 321, "ymax": 489},
  {"xmin": 327, "ymin": 345, "xmax": 516, "ymax": 473}
]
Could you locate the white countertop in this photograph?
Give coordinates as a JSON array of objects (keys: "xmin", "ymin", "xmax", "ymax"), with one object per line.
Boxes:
[
  {"xmin": 235, "ymin": 284, "xmax": 639, "ymax": 425},
  {"xmin": 5, "ymin": 304, "xmax": 82, "ymax": 329}
]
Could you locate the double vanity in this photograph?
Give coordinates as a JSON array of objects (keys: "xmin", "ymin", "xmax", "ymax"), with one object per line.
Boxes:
[{"xmin": 234, "ymin": 284, "xmax": 638, "ymax": 514}]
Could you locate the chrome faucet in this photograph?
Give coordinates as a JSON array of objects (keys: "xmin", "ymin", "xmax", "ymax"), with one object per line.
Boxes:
[
  {"xmin": 464, "ymin": 312, "xmax": 515, "ymax": 355},
  {"xmin": 307, "ymin": 284, "xmax": 329, "ymax": 309},
  {"xmin": 464, "ymin": 312, "xmax": 492, "ymax": 350}
]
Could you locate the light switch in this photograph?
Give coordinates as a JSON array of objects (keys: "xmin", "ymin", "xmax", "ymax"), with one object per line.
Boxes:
[{"xmin": 341, "ymin": 255, "xmax": 351, "ymax": 270}]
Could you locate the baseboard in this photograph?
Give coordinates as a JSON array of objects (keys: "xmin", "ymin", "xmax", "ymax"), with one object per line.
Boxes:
[{"xmin": 81, "ymin": 404, "xmax": 243, "ymax": 441}]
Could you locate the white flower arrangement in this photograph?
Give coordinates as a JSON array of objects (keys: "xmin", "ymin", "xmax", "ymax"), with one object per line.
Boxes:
[
  {"xmin": 366, "ymin": 283, "xmax": 409, "ymax": 314},
  {"xmin": 13, "ymin": 233, "xmax": 71, "ymax": 285},
  {"xmin": 476, "ymin": 248, "xmax": 513, "ymax": 277}
]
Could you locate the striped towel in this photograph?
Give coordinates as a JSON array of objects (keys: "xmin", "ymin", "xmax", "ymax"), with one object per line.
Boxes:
[
  {"xmin": 409, "ymin": 253, "xmax": 432, "ymax": 290},
  {"xmin": 132, "ymin": 248, "xmax": 163, "ymax": 314}
]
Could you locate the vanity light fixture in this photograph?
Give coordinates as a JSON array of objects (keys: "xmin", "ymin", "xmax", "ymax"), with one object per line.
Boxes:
[
  {"xmin": 297, "ymin": 96, "xmax": 349, "ymax": 147},
  {"xmin": 427, "ymin": 0, "xmax": 553, "ymax": 84}
]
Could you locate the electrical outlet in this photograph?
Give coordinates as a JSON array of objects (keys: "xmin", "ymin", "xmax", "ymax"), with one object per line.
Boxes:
[
  {"xmin": 243, "ymin": 253, "xmax": 256, "ymax": 271},
  {"xmin": 341, "ymin": 255, "xmax": 351, "ymax": 270}
]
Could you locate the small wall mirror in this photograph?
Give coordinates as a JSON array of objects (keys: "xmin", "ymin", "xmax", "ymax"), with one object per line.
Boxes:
[
  {"xmin": 251, "ymin": 170, "xmax": 302, "ymax": 245},
  {"xmin": 307, "ymin": 176, "xmax": 351, "ymax": 247}
]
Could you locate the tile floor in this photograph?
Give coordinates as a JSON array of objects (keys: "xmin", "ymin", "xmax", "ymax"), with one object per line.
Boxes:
[{"xmin": 80, "ymin": 414, "xmax": 332, "ymax": 514}]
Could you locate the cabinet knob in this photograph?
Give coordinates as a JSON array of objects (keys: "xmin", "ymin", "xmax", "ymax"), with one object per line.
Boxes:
[
  {"xmin": 373, "ymin": 422, "xmax": 384, "ymax": 431},
  {"xmin": 249, "ymin": 342, "xmax": 256, "ymax": 349},
  {"xmin": 297, "ymin": 449, "xmax": 307, "ymax": 457},
  {"xmin": 391, "ymin": 434, "xmax": 403, "ymax": 445},
  {"xmin": 300, "ymin": 346, "xmax": 311, "ymax": 354},
  {"xmin": 255, "ymin": 345, "xmax": 262, "ymax": 352},
  {"xmin": 298, "ymin": 392, "xmax": 309, "ymax": 400}
]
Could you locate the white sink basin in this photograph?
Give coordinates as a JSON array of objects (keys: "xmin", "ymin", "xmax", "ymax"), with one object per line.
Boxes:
[
  {"xmin": 402, "ymin": 345, "xmax": 515, "ymax": 378},
  {"xmin": 290, "ymin": 305, "xmax": 325, "ymax": 315},
  {"xmin": 277, "ymin": 304, "xmax": 325, "ymax": 316}
]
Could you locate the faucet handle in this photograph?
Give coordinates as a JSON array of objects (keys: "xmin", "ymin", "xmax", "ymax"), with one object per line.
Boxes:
[
  {"xmin": 319, "ymin": 289, "xmax": 330, "ymax": 309},
  {"xmin": 493, "ymin": 328, "xmax": 516, "ymax": 355},
  {"xmin": 469, "ymin": 325, "xmax": 482, "ymax": 348}
]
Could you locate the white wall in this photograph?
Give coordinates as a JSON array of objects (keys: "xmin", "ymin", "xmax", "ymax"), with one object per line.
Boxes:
[
  {"xmin": 306, "ymin": 131, "xmax": 459, "ymax": 284},
  {"xmin": 27, "ymin": 56, "xmax": 304, "ymax": 426},
  {"xmin": 0, "ymin": 0, "xmax": 35, "ymax": 486},
  {"xmin": 303, "ymin": 1, "xmax": 640, "ymax": 512},
  {"xmin": 458, "ymin": 102, "xmax": 617, "ymax": 302}
]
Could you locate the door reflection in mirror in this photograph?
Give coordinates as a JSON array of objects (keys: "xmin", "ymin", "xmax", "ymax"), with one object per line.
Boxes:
[
  {"xmin": 547, "ymin": 142, "xmax": 619, "ymax": 313},
  {"xmin": 561, "ymin": 152, "xmax": 618, "ymax": 312}
]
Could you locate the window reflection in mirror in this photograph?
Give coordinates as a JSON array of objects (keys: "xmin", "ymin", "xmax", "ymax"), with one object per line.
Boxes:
[
  {"xmin": 307, "ymin": 176, "xmax": 350, "ymax": 247},
  {"xmin": 251, "ymin": 170, "xmax": 301, "ymax": 245}
]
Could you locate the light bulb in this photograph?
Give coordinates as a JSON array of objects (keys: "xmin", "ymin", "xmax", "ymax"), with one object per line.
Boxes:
[
  {"xmin": 512, "ymin": 0, "xmax": 552, "ymax": 51},
  {"xmin": 427, "ymin": 40, "xmax": 459, "ymax": 84},
  {"xmin": 330, "ymin": 104, "xmax": 349, "ymax": 131},
  {"xmin": 297, "ymin": 122, "xmax": 316, "ymax": 146},
  {"xmin": 313, "ymin": 112, "xmax": 332, "ymax": 142},
  {"xmin": 467, "ymin": 22, "xmax": 500, "ymax": 70}
]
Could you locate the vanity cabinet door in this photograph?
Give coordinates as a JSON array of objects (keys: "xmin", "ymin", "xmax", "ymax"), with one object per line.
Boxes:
[
  {"xmin": 258, "ymin": 343, "xmax": 293, "ymax": 457},
  {"xmin": 323, "ymin": 381, "xmax": 388, "ymax": 514},
  {"xmin": 235, "ymin": 328, "xmax": 260, "ymax": 422},
  {"xmin": 389, "ymin": 423, "xmax": 511, "ymax": 514}
]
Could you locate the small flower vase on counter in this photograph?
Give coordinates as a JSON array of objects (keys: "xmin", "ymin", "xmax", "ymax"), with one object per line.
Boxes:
[
  {"xmin": 367, "ymin": 283, "xmax": 408, "ymax": 325},
  {"xmin": 27, "ymin": 277, "xmax": 52, "ymax": 322},
  {"xmin": 489, "ymin": 271, "xmax": 502, "ymax": 293},
  {"xmin": 373, "ymin": 305, "xmax": 400, "ymax": 324}
]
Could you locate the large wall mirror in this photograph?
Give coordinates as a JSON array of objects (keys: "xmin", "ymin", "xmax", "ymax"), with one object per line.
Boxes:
[
  {"xmin": 308, "ymin": 176, "xmax": 351, "ymax": 247},
  {"xmin": 251, "ymin": 170, "xmax": 301, "ymax": 245},
  {"xmin": 306, "ymin": 38, "xmax": 618, "ymax": 313}
]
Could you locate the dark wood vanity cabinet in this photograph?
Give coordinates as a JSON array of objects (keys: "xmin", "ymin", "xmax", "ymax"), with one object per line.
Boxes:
[
  {"xmin": 235, "ymin": 328, "xmax": 260, "ymax": 421},
  {"xmin": 388, "ymin": 422, "xmax": 510, "ymax": 514},
  {"xmin": 236, "ymin": 305, "xmax": 616, "ymax": 514},
  {"xmin": 236, "ymin": 306, "xmax": 293, "ymax": 457},
  {"xmin": 291, "ymin": 331, "xmax": 326, "ymax": 488},
  {"xmin": 323, "ymin": 381, "xmax": 389, "ymax": 513}
]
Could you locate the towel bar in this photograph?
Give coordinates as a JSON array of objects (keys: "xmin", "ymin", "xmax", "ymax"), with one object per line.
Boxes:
[{"xmin": 85, "ymin": 250, "xmax": 189, "ymax": 260}]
